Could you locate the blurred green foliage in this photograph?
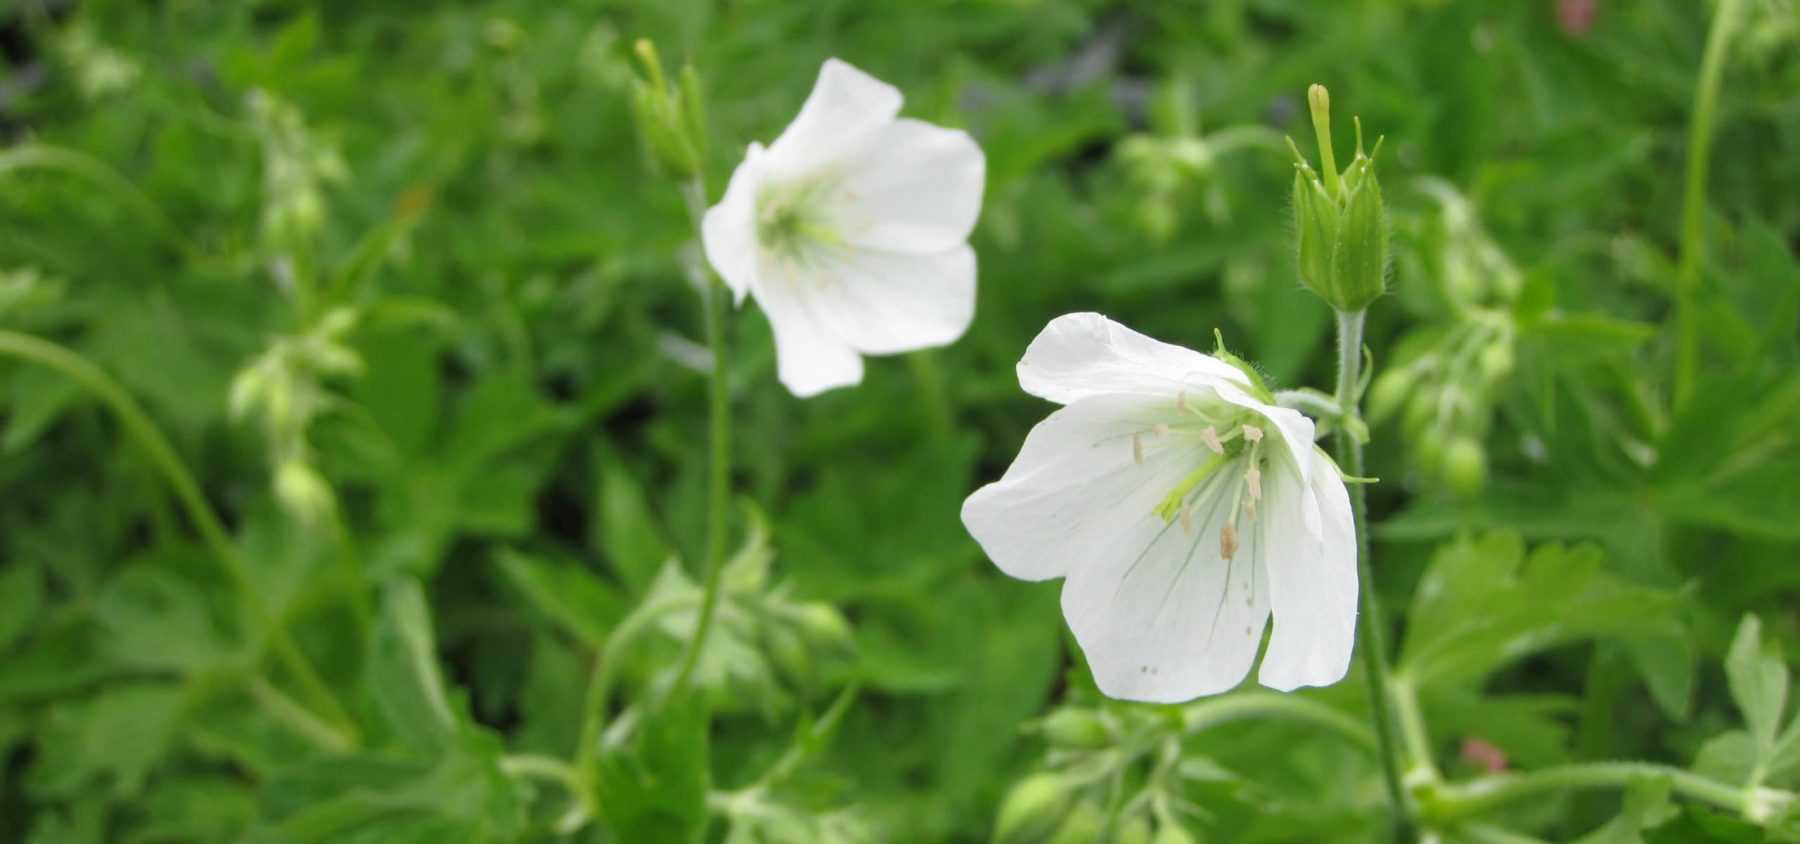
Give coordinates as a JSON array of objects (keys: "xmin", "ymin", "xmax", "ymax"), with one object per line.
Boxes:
[{"xmin": 1, "ymin": 0, "xmax": 1798, "ymax": 841}]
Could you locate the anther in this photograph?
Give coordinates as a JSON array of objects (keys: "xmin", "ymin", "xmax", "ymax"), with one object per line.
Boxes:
[
  {"xmin": 1245, "ymin": 466, "xmax": 1262, "ymax": 500},
  {"xmin": 1220, "ymin": 523, "xmax": 1239, "ymax": 559},
  {"xmin": 1131, "ymin": 434, "xmax": 1144, "ymax": 465},
  {"xmin": 1241, "ymin": 424, "xmax": 1264, "ymax": 443},
  {"xmin": 1180, "ymin": 504, "xmax": 1195, "ymax": 535},
  {"xmin": 1152, "ymin": 423, "xmax": 1170, "ymax": 438},
  {"xmin": 1201, "ymin": 426, "xmax": 1224, "ymax": 454}
]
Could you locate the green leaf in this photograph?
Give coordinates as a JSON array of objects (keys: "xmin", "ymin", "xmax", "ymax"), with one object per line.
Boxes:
[
  {"xmin": 0, "ymin": 560, "xmax": 42, "ymax": 653},
  {"xmin": 494, "ymin": 547, "xmax": 626, "ymax": 649},
  {"xmin": 1398, "ymin": 532, "xmax": 1683, "ymax": 688},
  {"xmin": 593, "ymin": 456, "xmax": 673, "ymax": 594},
  {"xmin": 594, "ymin": 695, "xmax": 710, "ymax": 843},
  {"xmin": 1726, "ymin": 614, "xmax": 1790, "ymax": 766},
  {"xmin": 370, "ymin": 578, "xmax": 457, "ymax": 750},
  {"xmin": 1571, "ymin": 777, "xmax": 1673, "ymax": 844},
  {"xmin": 28, "ymin": 681, "xmax": 188, "ymax": 800}
]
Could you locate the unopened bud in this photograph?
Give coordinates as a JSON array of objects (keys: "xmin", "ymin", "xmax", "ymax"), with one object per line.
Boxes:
[
  {"xmin": 1047, "ymin": 801, "xmax": 1103, "ymax": 844},
  {"xmin": 791, "ymin": 602, "xmax": 854, "ymax": 651},
  {"xmin": 1115, "ymin": 816, "xmax": 1153, "ymax": 844},
  {"xmin": 1443, "ymin": 436, "xmax": 1487, "ymax": 495},
  {"xmin": 275, "ymin": 459, "xmax": 337, "ymax": 532},
  {"xmin": 993, "ymin": 774, "xmax": 1074, "ymax": 844},
  {"xmin": 1153, "ymin": 823, "xmax": 1198, "ymax": 844},
  {"xmin": 1366, "ymin": 368, "xmax": 1413, "ymax": 426},
  {"xmin": 1038, "ymin": 709, "xmax": 1111, "ymax": 749},
  {"xmin": 628, "ymin": 39, "xmax": 706, "ymax": 179},
  {"xmin": 1290, "ymin": 84, "xmax": 1388, "ymax": 314}
]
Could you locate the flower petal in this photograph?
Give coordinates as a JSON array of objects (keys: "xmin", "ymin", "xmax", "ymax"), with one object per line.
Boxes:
[
  {"xmin": 1216, "ymin": 388, "xmax": 1320, "ymax": 503},
  {"xmin": 1060, "ymin": 463, "xmax": 1273, "ymax": 703},
  {"xmin": 963, "ymin": 394, "xmax": 1193, "ymax": 582},
  {"xmin": 1256, "ymin": 447, "xmax": 1358, "ymax": 691},
  {"xmin": 788, "ymin": 243, "xmax": 975, "ymax": 355},
  {"xmin": 1017, "ymin": 313, "xmax": 1249, "ymax": 406},
  {"xmin": 829, "ymin": 118, "xmax": 985, "ymax": 253},
  {"xmin": 701, "ymin": 143, "xmax": 766, "ymax": 305},
  {"xmin": 750, "ymin": 260, "xmax": 864, "ymax": 397},
  {"xmin": 764, "ymin": 58, "xmax": 902, "ymax": 179}
]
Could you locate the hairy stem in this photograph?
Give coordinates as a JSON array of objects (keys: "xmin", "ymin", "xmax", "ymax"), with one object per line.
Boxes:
[
  {"xmin": 1180, "ymin": 690, "xmax": 1377, "ymax": 753},
  {"xmin": 0, "ymin": 330, "xmax": 357, "ymax": 743},
  {"xmin": 1331, "ymin": 310, "xmax": 1416, "ymax": 840},
  {"xmin": 667, "ymin": 176, "xmax": 733, "ymax": 698},
  {"xmin": 1425, "ymin": 762, "xmax": 1783, "ymax": 822},
  {"xmin": 1674, "ymin": 0, "xmax": 1744, "ymax": 407}
]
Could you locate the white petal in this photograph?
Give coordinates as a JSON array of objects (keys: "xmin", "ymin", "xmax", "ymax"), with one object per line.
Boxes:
[
  {"xmin": 1017, "ymin": 313, "xmax": 1249, "ymax": 406},
  {"xmin": 701, "ymin": 143, "xmax": 766, "ymax": 305},
  {"xmin": 764, "ymin": 58, "xmax": 902, "ymax": 179},
  {"xmin": 829, "ymin": 118, "xmax": 985, "ymax": 253},
  {"xmin": 750, "ymin": 260, "xmax": 864, "ymax": 397},
  {"xmin": 1256, "ymin": 447, "xmax": 1358, "ymax": 691},
  {"xmin": 790, "ymin": 243, "xmax": 975, "ymax": 355},
  {"xmin": 1216, "ymin": 388, "xmax": 1321, "ymax": 513},
  {"xmin": 962, "ymin": 394, "xmax": 1192, "ymax": 582},
  {"xmin": 1061, "ymin": 463, "xmax": 1273, "ymax": 703}
]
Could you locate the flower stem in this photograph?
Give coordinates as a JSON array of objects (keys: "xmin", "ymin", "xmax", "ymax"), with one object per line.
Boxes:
[
  {"xmin": 1330, "ymin": 310, "xmax": 1416, "ymax": 841},
  {"xmin": 0, "ymin": 330, "xmax": 358, "ymax": 744},
  {"xmin": 667, "ymin": 176, "xmax": 733, "ymax": 699},
  {"xmin": 1674, "ymin": 0, "xmax": 1743, "ymax": 408},
  {"xmin": 1180, "ymin": 690, "xmax": 1377, "ymax": 753}
]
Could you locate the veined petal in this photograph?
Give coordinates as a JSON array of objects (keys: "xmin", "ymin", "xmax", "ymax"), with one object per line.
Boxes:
[
  {"xmin": 963, "ymin": 394, "xmax": 1194, "ymax": 582},
  {"xmin": 1256, "ymin": 447, "xmax": 1358, "ymax": 691},
  {"xmin": 764, "ymin": 58, "xmax": 902, "ymax": 179},
  {"xmin": 1061, "ymin": 464, "xmax": 1272, "ymax": 703},
  {"xmin": 751, "ymin": 258, "xmax": 864, "ymax": 397},
  {"xmin": 830, "ymin": 118, "xmax": 985, "ymax": 253},
  {"xmin": 1018, "ymin": 313, "xmax": 1249, "ymax": 406},
  {"xmin": 701, "ymin": 143, "xmax": 766, "ymax": 305},
  {"xmin": 794, "ymin": 243, "xmax": 975, "ymax": 355}
]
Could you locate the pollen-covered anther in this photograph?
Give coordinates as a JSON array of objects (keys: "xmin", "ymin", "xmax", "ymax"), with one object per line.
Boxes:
[
  {"xmin": 1201, "ymin": 426, "xmax": 1224, "ymax": 454},
  {"xmin": 1245, "ymin": 466, "xmax": 1262, "ymax": 500},
  {"xmin": 1180, "ymin": 503, "xmax": 1195, "ymax": 535},
  {"xmin": 1220, "ymin": 522, "xmax": 1239, "ymax": 560},
  {"xmin": 1241, "ymin": 424, "xmax": 1264, "ymax": 444}
]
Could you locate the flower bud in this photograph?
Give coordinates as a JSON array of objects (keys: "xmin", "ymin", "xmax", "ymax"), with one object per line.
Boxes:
[
  {"xmin": 1038, "ymin": 709, "xmax": 1111, "ymax": 749},
  {"xmin": 275, "ymin": 459, "xmax": 338, "ymax": 532},
  {"xmin": 1115, "ymin": 816, "xmax": 1153, "ymax": 844},
  {"xmin": 790, "ymin": 602, "xmax": 854, "ymax": 652},
  {"xmin": 628, "ymin": 39, "xmax": 706, "ymax": 179},
  {"xmin": 1046, "ymin": 800, "xmax": 1104, "ymax": 844},
  {"xmin": 1290, "ymin": 84, "xmax": 1389, "ymax": 314},
  {"xmin": 993, "ymin": 774, "xmax": 1074, "ymax": 844},
  {"xmin": 1153, "ymin": 823, "xmax": 1198, "ymax": 844},
  {"xmin": 1443, "ymin": 436, "xmax": 1487, "ymax": 495},
  {"xmin": 1365, "ymin": 367, "xmax": 1413, "ymax": 426}
]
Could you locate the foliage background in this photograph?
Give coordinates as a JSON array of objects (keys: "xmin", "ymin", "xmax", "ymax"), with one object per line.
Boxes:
[{"xmin": 1, "ymin": 0, "xmax": 1797, "ymax": 841}]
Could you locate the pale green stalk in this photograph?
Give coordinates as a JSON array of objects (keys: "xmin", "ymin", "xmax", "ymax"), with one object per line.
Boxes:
[{"xmin": 1674, "ymin": 0, "xmax": 1744, "ymax": 407}]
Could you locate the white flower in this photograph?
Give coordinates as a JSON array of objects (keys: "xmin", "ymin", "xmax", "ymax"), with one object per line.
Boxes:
[
  {"xmin": 701, "ymin": 58, "xmax": 985, "ymax": 397},
  {"xmin": 961, "ymin": 313, "xmax": 1358, "ymax": 703}
]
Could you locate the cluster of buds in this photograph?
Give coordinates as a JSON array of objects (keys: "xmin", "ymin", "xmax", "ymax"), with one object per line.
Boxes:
[
  {"xmin": 1368, "ymin": 180, "xmax": 1523, "ymax": 495},
  {"xmin": 247, "ymin": 89, "xmax": 348, "ymax": 259},
  {"xmin": 1289, "ymin": 85, "xmax": 1389, "ymax": 315},
  {"xmin": 228, "ymin": 308, "xmax": 363, "ymax": 531},
  {"xmin": 626, "ymin": 39, "xmax": 708, "ymax": 181},
  {"xmin": 993, "ymin": 706, "xmax": 1199, "ymax": 844}
]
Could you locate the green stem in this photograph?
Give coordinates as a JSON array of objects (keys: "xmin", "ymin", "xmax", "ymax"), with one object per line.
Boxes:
[
  {"xmin": 1180, "ymin": 690, "xmax": 1377, "ymax": 752},
  {"xmin": 502, "ymin": 754, "xmax": 582, "ymax": 792},
  {"xmin": 0, "ymin": 331, "xmax": 357, "ymax": 743},
  {"xmin": 667, "ymin": 176, "xmax": 733, "ymax": 699},
  {"xmin": 1331, "ymin": 310, "xmax": 1416, "ymax": 841},
  {"xmin": 1391, "ymin": 674, "xmax": 1439, "ymax": 782},
  {"xmin": 572, "ymin": 594, "xmax": 703, "ymax": 803},
  {"xmin": 1673, "ymin": 0, "xmax": 1744, "ymax": 408},
  {"xmin": 1425, "ymin": 762, "xmax": 1773, "ymax": 822}
]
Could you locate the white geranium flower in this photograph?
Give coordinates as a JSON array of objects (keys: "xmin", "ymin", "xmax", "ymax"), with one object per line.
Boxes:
[
  {"xmin": 961, "ymin": 313, "xmax": 1358, "ymax": 703},
  {"xmin": 701, "ymin": 58, "xmax": 985, "ymax": 397}
]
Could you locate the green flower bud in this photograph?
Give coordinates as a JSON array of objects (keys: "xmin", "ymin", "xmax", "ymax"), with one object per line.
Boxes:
[
  {"xmin": 1443, "ymin": 436, "xmax": 1487, "ymax": 496},
  {"xmin": 628, "ymin": 39, "xmax": 707, "ymax": 179},
  {"xmin": 1047, "ymin": 801, "xmax": 1103, "ymax": 844},
  {"xmin": 993, "ymin": 774, "xmax": 1074, "ymax": 844},
  {"xmin": 1116, "ymin": 816, "xmax": 1153, "ymax": 844},
  {"xmin": 274, "ymin": 459, "xmax": 337, "ymax": 532},
  {"xmin": 1289, "ymin": 84, "xmax": 1389, "ymax": 314},
  {"xmin": 1153, "ymin": 822, "xmax": 1198, "ymax": 844},
  {"xmin": 1038, "ymin": 709, "xmax": 1112, "ymax": 749},
  {"xmin": 790, "ymin": 603, "xmax": 854, "ymax": 652},
  {"xmin": 1366, "ymin": 368, "xmax": 1414, "ymax": 427},
  {"xmin": 1478, "ymin": 341, "xmax": 1514, "ymax": 381}
]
